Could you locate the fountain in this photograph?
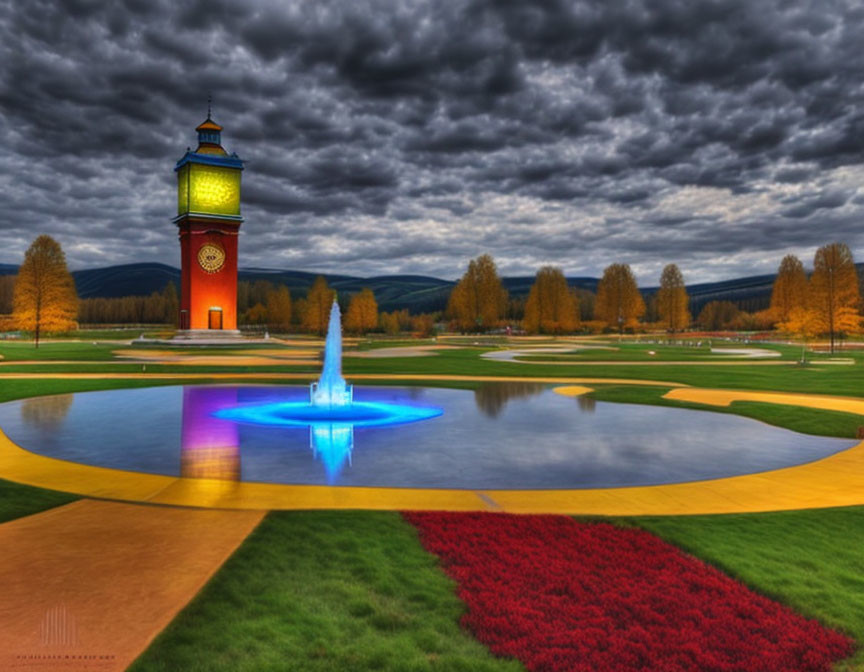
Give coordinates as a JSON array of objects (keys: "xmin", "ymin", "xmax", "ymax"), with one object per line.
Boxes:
[
  {"xmin": 213, "ymin": 299, "xmax": 442, "ymax": 482},
  {"xmin": 310, "ymin": 302, "xmax": 353, "ymax": 407}
]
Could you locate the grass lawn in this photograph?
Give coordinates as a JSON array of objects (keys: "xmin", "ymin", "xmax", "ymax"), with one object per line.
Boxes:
[
  {"xmin": 1, "ymin": 338, "xmax": 862, "ymax": 400},
  {"xmin": 588, "ymin": 384, "xmax": 864, "ymax": 438},
  {"xmin": 0, "ymin": 340, "xmax": 120, "ymax": 361},
  {"xmin": 0, "ymin": 478, "xmax": 77, "ymax": 524},
  {"xmin": 129, "ymin": 511, "xmax": 524, "ymax": 672}
]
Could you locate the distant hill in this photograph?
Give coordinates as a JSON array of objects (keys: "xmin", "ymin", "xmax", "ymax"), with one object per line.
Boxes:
[
  {"xmin": 1, "ymin": 261, "xmax": 861, "ymax": 315},
  {"xmin": 239, "ymin": 268, "xmax": 454, "ymax": 314},
  {"xmin": 73, "ymin": 263, "xmax": 181, "ymax": 299}
]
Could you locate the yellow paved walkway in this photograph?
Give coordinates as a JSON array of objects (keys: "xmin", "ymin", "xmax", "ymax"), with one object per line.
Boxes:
[
  {"xmin": 1, "ymin": 385, "xmax": 863, "ymax": 515},
  {"xmin": 665, "ymin": 387, "xmax": 864, "ymax": 415},
  {"xmin": 0, "ymin": 499, "xmax": 263, "ymax": 672}
]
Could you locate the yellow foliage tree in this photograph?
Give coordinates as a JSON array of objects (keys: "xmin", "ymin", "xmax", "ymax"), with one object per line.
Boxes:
[
  {"xmin": 302, "ymin": 276, "xmax": 335, "ymax": 335},
  {"xmin": 696, "ymin": 300, "xmax": 740, "ymax": 330},
  {"xmin": 595, "ymin": 263, "xmax": 645, "ymax": 333},
  {"xmin": 523, "ymin": 266, "xmax": 579, "ymax": 334},
  {"xmin": 411, "ymin": 313, "xmax": 437, "ymax": 337},
  {"xmin": 13, "ymin": 235, "xmax": 78, "ymax": 347},
  {"xmin": 779, "ymin": 306, "xmax": 820, "ymax": 363},
  {"xmin": 809, "ymin": 243, "xmax": 861, "ymax": 353},
  {"xmin": 770, "ymin": 254, "xmax": 808, "ymax": 324},
  {"xmin": 446, "ymin": 254, "xmax": 508, "ymax": 332},
  {"xmin": 344, "ymin": 288, "xmax": 379, "ymax": 334},
  {"xmin": 244, "ymin": 303, "xmax": 268, "ymax": 325},
  {"xmin": 162, "ymin": 282, "xmax": 179, "ymax": 327},
  {"xmin": 0, "ymin": 275, "xmax": 15, "ymax": 314},
  {"xmin": 379, "ymin": 311, "xmax": 400, "ymax": 335},
  {"xmin": 656, "ymin": 264, "xmax": 690, "ymax": 333},
  {"xmin": 266, "ymin": 286, "xmax": 292, "ymax": 332}
]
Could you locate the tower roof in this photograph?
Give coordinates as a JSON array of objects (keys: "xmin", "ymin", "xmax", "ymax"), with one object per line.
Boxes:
[
  {"xmin": 194, "ymin": 114, "xmax": 227, "ymax": 156},
  {"xmin": 196, "ymin": 117, "xmax": 223, "ymax": 133},
  {"xmin": 175, "ymin": 105, "xmax": 243, "ymax": 171}
]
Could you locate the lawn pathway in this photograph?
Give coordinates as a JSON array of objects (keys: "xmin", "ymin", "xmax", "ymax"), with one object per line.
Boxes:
[{"xmin": 0, "ymin": 499, "xmax": 264, "ymax": 672}]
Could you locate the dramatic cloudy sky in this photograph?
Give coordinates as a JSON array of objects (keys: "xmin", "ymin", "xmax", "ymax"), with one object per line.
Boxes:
[{"xmin": 1, "ymin": 0, "xmax": 863, "ymax": 282}]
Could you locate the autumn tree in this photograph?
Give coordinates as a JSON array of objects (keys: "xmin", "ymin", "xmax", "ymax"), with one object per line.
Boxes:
[
  {"xmin": 769, "ymin": 255, "xmax": 808, "ymax": 324},
  {"xmin": 344, "ymin": 288, "xmax": 378, "ymax": 334},
  {"xmin": 266, "ymin": 285, "xmax": 292, "ymax": 332},
  {"xmin": 13, "ymin": 235, "xmax": 78, "ymax": 347},
  {"xmin": 595, "ymin": 263, "xmax": 645, "ymax": 333},
  {"xmin": 244, "ymin": 303, "xmax": 268, "ymax": 325},
  {"xmin": 380, "ymin": 311, "xmax": 400, "ymax": 335},
  {"xmin": 446, "ymin": 254, "xmax": 508, "ymax": 332},
  {"xmin": 523, "ymin": 266, "xmax": 579, "ymax": 334},
  {"xmin": 162, "ymin": 282, "xmax": 179, "ymax": 326},
  {"xmin": 0, "ymin": 275, "xmax": 15, "ymax": 314},
  {"xmin": 577, "ymin": 289, "xmax": 595, "ymax": 321},
  {"xmin": 696, "ymin": 300, "xmax": 740, "ymax": 330},
  {"xmin": 302, "ymin": 276, "xmax": 335, "ymax": 335},
  {"xmin": 395, "ymin": 309, "xmax": 413, "ymax": 331},
  {"xmin": 779, "ymin": 306, "xmax": 820, "ymax": 363},
  {"xmin": 411, "ymin": 313, "xmax": 437, "ymax": 337},
  {"xmin": 656, "ymin": 264, "xmax": 690, "ymax": 333},
  {"xmin": 809, "ymin": 243, "xmax": 861, "ymax": 353}
]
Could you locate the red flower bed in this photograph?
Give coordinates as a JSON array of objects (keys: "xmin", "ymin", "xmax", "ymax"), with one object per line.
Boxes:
[{"xmin": 404, "ymin": 512, "xmax": 853, "ymax": 672}]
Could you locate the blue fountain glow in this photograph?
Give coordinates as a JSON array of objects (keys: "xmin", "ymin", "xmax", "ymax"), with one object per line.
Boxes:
[
  {"xmin": 211, "ymin": 299, "xmax": 442, "ymax": 482},
  {"xmin": 215, "ymin": 399, "xmax": 442, "ymax": 428}
]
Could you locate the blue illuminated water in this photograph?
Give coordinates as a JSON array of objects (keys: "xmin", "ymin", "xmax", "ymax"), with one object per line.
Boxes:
[
  {"xmin": 250, "ymin": 300, "xmax": 442, "ymax": 481},
  {"xmin": 215, "ymin": 400, "xmax": 442, "ymax": 428},
  {"xmin": 0, "ymin": 384, "xmax": 855, "ymax": 489},
  {"xmin": 309, "ymin": 301, "xmax": 352, "ymax": 407}
]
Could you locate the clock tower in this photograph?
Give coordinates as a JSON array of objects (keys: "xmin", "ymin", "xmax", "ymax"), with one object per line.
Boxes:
[{"xmin": 174, "ymin": 111, "xmax": 244, "ymax": 335}]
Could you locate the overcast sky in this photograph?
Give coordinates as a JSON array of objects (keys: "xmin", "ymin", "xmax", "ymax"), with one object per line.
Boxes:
[{"xmin": 1, "ymin": 0, "xmax": 863, "ymax": 282}]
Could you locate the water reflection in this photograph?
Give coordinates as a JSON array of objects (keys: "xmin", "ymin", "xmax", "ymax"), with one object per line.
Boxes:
[
  {"xmin": 180, "ymin": 387, "xmax": 241, "ymax": 481},
  {"xmin": 474, "ymin": 382, "xmax": 545, "ymax": 418},
  {"xmin": 577, "ymin": 395, "xmax": 596, "ymax": 413},
  {"xmin": 310, "ymin": 424, "xmax": 354, "ymax": 484},
  {"xmin": 180, "ymin": 386, "xmax": 358, "ymax": 484},
  {"xmin": 20, "ymin": 395, "xmax": 73, "ymax": 430}
]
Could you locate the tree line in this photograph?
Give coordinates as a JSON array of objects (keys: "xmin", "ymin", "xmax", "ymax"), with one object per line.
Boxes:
[
  {"xmin": 446, "ymin": 254, "xmax": 689, "ymax": 335},
  {"xmin": 2, "ymin": 235, "xmax": 861, "ymax": 350},
  {"xmin": 444, "ymin": 245, "xmax": 862, "ymax": 351}
]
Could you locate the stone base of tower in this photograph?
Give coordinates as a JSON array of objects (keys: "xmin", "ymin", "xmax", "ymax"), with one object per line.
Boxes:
[
  {"xmin": 134, "ymin": 329, "xmax": 272, "ymax": 347},
  {"xmin": 172, "ymin": 329, "xmax": 244, "ymax": 341}
]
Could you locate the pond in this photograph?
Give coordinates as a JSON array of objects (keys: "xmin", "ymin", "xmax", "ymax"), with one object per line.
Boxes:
[{"xmin": 0, "ymin": 384, "xmax": 854, "ymax": 489}]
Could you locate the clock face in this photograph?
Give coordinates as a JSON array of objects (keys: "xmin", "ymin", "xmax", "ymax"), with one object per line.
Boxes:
[{"xmin": 197, "ymin": 243, "xmax": 226, "ymax": 273}]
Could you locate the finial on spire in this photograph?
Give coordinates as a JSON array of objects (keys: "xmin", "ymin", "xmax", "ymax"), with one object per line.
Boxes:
[{"xmin": 207, "ymin": 92, "xmax": 212, "ymax": 119}]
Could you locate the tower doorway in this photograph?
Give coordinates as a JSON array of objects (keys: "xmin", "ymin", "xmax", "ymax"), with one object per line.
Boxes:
[{"xmin": 208, "ymin": 308, "xmax": 223, "ymax": 330}]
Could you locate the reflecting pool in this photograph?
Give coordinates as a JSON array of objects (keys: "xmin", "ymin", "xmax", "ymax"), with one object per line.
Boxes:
[{"xmin": 0, "ymin": 384, "xmax": 855, "ymax": 489}]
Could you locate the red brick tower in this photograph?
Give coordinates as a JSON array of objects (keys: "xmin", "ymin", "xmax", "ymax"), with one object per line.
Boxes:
[{"xmin": 173, "ymin": 113, "xmax": 244, "ymax": 336}]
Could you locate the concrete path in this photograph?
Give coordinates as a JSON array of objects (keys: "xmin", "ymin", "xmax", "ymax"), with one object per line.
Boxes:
[
  {"xmin": 710, "ymin": 347, "xmax": 782, "ymax": 358},
  {"xmin": 480, "ymin": 346, "xmax": 615, "ymax": 363},
  {"xmin": 344, "ymin": 345, "xmax": 459, "ymax": 358},
  {"xmin": 480, "ymin": 347, "xmax": 793, "ymax": 365},
  {"xmin": 0, "ymin": 500, "xmax": 264, "ymax": 672}
]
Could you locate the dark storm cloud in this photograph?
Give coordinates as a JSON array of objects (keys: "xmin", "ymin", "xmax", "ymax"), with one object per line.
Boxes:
[{"xmin": 1, "ymin": 0, "xmax": 863, "ymax": 283}]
